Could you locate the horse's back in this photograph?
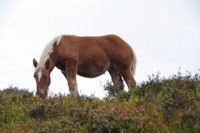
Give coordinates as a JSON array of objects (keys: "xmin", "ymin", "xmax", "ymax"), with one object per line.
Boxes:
[{"xmin": 78, "ymin": 34, "xmax": 133, "ymax": 57}]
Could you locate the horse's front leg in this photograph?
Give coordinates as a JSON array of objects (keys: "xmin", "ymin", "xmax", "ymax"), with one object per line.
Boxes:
[{"xmin": 62, "ymin": 62, "xmax": 79, "ymax": 97}]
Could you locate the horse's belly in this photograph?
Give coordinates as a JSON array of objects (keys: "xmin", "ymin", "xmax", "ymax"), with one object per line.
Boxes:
[
  {"xmin": 77, "ymin": 65, "xmax": 109, "ymax": 78},
  {"xmin": 77, "ymin": 61, "xmax": 110, "ymax": 78}
]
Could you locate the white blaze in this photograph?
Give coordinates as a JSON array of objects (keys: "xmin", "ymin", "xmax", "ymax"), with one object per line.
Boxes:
[{"xmin": 38, "ymin": 70, "xmax": 42, "ymax": 82}]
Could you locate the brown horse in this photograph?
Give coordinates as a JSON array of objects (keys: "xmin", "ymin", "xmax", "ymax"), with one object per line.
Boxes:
[{"xmin": 33, "ymin": 34, "xmax": 136, "ymax": 97}]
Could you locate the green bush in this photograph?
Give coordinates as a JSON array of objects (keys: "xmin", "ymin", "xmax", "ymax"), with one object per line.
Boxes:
[{"xmin": 0, "ymin": 71, "xmax": 200, "ymax": 132}]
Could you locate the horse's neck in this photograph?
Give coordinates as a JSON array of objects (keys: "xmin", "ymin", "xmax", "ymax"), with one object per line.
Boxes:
[{"xmin": 48, "ymin": 60, "xmax": 56, "ymax": 73}]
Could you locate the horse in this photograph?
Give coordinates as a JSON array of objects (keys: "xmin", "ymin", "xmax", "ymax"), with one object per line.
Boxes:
[{"xmin": 33, "ymin": 34, "xmax": 136, "ymax": 97}]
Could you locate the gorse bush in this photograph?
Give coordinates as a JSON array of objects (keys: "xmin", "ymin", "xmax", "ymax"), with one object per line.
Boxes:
[{"xmin": 0, "ymin": 72, "xmax": 200, "ymax": 132}]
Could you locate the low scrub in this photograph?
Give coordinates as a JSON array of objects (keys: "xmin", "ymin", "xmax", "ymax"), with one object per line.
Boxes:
[{"xmin": 0, "ymin": 72, "xmax": 200, "ymax": 132}]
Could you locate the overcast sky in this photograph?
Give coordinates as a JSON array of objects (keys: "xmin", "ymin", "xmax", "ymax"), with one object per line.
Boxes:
[{"xmin": 0, "ymin": 0, "xmax": 200, "ymax": 98}]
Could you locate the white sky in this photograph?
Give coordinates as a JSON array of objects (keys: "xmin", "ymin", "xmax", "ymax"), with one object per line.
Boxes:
[{"xmin": 0, "ymin": 0, "xmax": 200, "ymax": 98}]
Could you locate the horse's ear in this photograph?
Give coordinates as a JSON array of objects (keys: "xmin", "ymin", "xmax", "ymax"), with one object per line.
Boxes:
[
  {"xmin": 33, "ymin": 58, "xmax": 38, "ymax": 68},
  {"xmin": 45, "ymin": 58, "xmax": 50, "ymax": 70}
]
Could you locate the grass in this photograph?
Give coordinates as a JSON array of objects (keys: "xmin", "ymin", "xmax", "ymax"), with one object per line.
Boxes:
[{"xmin": 0, "ymin": 71, "xmax": 200, "ymax": 132}]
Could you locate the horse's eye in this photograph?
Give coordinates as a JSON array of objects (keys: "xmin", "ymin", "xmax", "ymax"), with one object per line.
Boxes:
[{"xmin": 44, "ymin": 75, "xmax": 48, "ymax": 79}]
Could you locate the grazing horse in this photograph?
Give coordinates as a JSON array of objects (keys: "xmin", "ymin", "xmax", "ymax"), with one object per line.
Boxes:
[{"xmin": 33, "ymin": 34, "xmax": 136, "ymax": 97}]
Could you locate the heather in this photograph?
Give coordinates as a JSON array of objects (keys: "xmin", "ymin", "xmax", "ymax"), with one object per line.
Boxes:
[{"xmin": 0, "ymin": 72, "xmax": 200, "ymax": 132}]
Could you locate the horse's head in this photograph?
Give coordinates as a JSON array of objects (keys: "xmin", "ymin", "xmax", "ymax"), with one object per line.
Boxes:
[{"xmin": 33, "ymin": 58, "xmax": 51, "ymax": 97}]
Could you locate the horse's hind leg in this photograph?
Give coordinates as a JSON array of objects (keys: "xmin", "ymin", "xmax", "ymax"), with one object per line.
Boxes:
[
  {"xmin": 108, "ymin": 66, "xmax": 124, "ymax": 90},
  {"xmin": 118, "ymin": 66, "xmax": 136, "ymax": 89}
]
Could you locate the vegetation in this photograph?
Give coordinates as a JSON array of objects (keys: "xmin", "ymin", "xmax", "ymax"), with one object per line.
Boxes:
[{"xmin": 0, "ymin": 72, "xmax": 200, "ymax": 132}]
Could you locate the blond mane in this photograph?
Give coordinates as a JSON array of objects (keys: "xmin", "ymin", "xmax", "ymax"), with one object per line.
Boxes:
[{"xmin": 35, "ymin": 35, "xmax": 63, "ymax": 72}]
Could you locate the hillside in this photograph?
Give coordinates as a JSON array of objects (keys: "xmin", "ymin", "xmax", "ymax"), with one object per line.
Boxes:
[{"xmin": 0, "ymin": 72, "xmax": 200, "ymax": 133}]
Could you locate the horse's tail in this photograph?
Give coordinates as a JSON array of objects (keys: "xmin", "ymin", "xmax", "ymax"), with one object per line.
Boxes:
[{"xmin": 131, "ymin": 50, "xmax": 137, "ymax": 76}]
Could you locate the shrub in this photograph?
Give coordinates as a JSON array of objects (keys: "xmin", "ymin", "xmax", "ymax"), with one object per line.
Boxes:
[{"xmin": 0, "ymin": 71, "xmax": 200, "ymax": 132}]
